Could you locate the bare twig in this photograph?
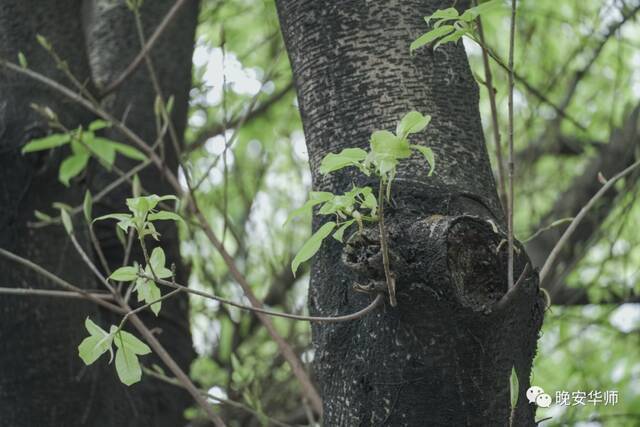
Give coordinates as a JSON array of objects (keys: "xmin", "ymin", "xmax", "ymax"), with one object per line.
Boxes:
[
  {"xmin": 475, "ymin": 8, "xmax": 507, "ymax": 211},
  {"xmin": 143, "ymin": 272, "xmax": 382, "ymax": 323},
  {"xmin": 0, "ymin": 248, "xmax": 123, "ymax": 313},
  {"xmin": 0, "ymin": 287, "xmax": 114, "ymax": 300},
  {"xmin": 378, "ymin": 181, "xmax": 396, "ymax": 306},
  {"xmin": 539, "ymin": 158, "xmax": 640, "ymax": 284},
  {"xmin": 507, "ymin": 0, "xmax": 517, "ymax": 290},
  {"xmin": 101, "ymin": 0, "xmax": 189, "ymax": 95}
]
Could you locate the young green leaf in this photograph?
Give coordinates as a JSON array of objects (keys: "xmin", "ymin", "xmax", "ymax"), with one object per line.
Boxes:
[
  {"xmin": 137, "ymin": 278, "xmax": 162, "ymax": 316},
  {"xmin": 434, "ymin": 28, "xmax": 466, "ymax": 50},
  {"xmin": 115, "ymin": 346, "xmax": 142, "ymax": 386},
  {"xmin": 410, "ymin": 25, "xmax": 455, "ymax": 53},
  {"xmin": 291, "ymin": 221, "xmax": 336, "ymax": 275},
  {"xmin": 132, "ymin": 174, "xmax": 142, "ymax": 198},
  {"xmin": 425, "ymin": 7, "xmax": 459, "ymax": 24},
  {"xmin": 109, "ymin": 141, "xmax": 147, "ymax": 161},
  {"xmin": 411, "ymin": 145, "xmax": 436, "ymax": 176},
  {"xmin": 319, "ymin": 148, "xmax": 367, "ymax": 174},
  {"xmin": 34, "ymin": 210, "xmax": 53, "ymax": 222},
  {"xmin": 18, "ymin": 52, "xmax": 28, "ymax": 68},
  {"xmin": 78, "ymin": 318, "xmax": 114, "ymax": 365},
  {"xmin": 60, "ymin": 209, "xmax": 73, "ymax": 234},
  {"xmin": 88, "ymin": 120, "xmax": 111, "ymax": 131},
  {"xmin": 460, "ymin": 0, "xmax": 503, "ymax": 21},
  {"xmin": 22, "ymin": 133, "xmax": 70, "ymax": 153},
  {"xmin": 113, "ymin": 330, "xmax": 152, "ymax": 355},
  {"xmin": 84, "ymin": 134, "xmax": 116, "ymax": 169},
  {"xmin": 109, "ymin": 266, "xmax": 139, "ymax": 282},
  {"xmin": 510, "ymin": 366, "xmax": 519, "ymax": 410},
  {"xmin": 370, "ymin": 130, "xmax": 411, "ymax": 175},
  {"xmin": 333, "ymin": 219, "xmax": 355, "ymax": 242},
  {"xmin": 83, "ymin": 191, "xmax": 93, "ymax": 222},
  {"xmin": 396, "ymin": 111, "xmax": 431, "ymax": 138},
  {"xmin": 284, "ymin": 192, "xmax": 334, "ymax": 226},
  {"xmin": 147, "ymin": 247, "xmax": 173, "ymax": 279},
  {"xmin": 147, "ymin": 211, "xmax": 184, "ymax": 223},
  {"xmin": 93, "ymin": 213, "xmax": 135, "ymax": 233},
  {"xmin": 36, "ymin": 34, "xmax": 52, "ymax": 51},
  {"xmin": 59, "ymin": 153, "xmax": 89, "ymax": 186}
]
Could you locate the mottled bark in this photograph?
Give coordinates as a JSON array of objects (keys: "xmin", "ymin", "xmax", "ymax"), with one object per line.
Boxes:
[
  {"xmin": 0, "ymin": 1, "xmax": 198, "ymax": 426},
  {"xmin": 276, "ymin": 0, "xmax": 544, "ymax": 425}
]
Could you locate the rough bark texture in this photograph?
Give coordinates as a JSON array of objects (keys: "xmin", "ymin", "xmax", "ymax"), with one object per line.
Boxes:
[
  {"xmin": 276, "ymin": 0, "xmax": 545, "ymax": 425},
  {"xmin": 0, "ymin": 1, "xmax": 198, "ymax": 426}
]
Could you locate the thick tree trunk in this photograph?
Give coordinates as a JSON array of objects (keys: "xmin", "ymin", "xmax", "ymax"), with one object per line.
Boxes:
[
  {"xmin": 276, "ymin": 1, "xmax": 545, "ymax": 425},
  {"xmin": 0, "ymin": 1, "xmax": 198, "ymax": 426}
]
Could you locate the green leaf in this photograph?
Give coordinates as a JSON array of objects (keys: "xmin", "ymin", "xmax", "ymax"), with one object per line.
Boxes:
[
  {"xmin": 109, "ymin": 141, "xmax": 147, "ymax": 161},
  {"xmin": 78, "ymin": 318, "xmax": 113, "ymax": 365},
  {"xmin": 434, "ymin": 29, "xmax": 467, "ymax": 50},
  {"xmin": 333, "ymin": 219, "xmax": 355, "ymax": 242},
  {"xmin": 93, "ymin": 213, "xmax": 134, "ymax": 233},
  {"xmin": 115, "ymin": 347, "xmax": 142, "ymax": 386},
  {"xmin": 18, "ymin": 52, "xmax": 28, "ymax": 68},
  {"xmin": 137, "ymin": 279, "xmax": 162, "ymax": 316},
  {"xmin": 114, "ymin": 330, "xmax": 152, "ymax": 355},
  {"xmin": 127, "ymin": 195, "xmax": 178, "ymax": 217},
  {"xmin": 460, "ymin": 0, "xmax": 503, "ymax": 21},
  {"xmin": 22, "ymin": 133, "xmax": 70, "ymax": 153},
  {"xmin": 370, "ymin": 130, "xmax": 411, "ymax": 175},
  {"xmin": 88, "ymin": 120, "xmax": 111, "ymax": 131},
  {"xmin": 94, "ymin": 213, "xmax": 132, "ymax": 223},
  {"xmin": 510, "ymin": 366, "xmax": 519, "ymax": 409},
  {"xmin": 148, "ymin": 247, "xmax": 166, "ymax": 272},
  {"xmin": 83, "ymin": 191, "xmax": 93, "ymax": 222},
  {"xmin": 85, "ymin": 135, "xmax": 116, "ymax": 169},
  {"xmin": 411, "ymin": 145, "xmax": 436, "ymax": 176},
  {"xmin": 60, "ymin": 209, "xmax": 73, "ymax": 234},
  {"xmin": 425, "ymin": 8, "xmax": 459, "ymax": 24},
  {"xmin": 147, "ymin": 211, "xmax": 184, "ymax": 223},
  {"xmin": 410, "ymin": 25, "xmax": 455, "ymax": 53},
  {"xmin": 36, "ymin": 34, "xmax": 52, "ymax": 51},
  {"xmin": 34, "ymin": 210, "xmax": 52, "ymax": 222},
  {"xmin": 109, "ymin": 266, "xmax": 139, "ymax": 282},
  {"xmin": 132, "ymin": 174, "xmax": 142, "ymax": 197},
  {"xmin": 319, "ymin": 148, "xmax": 367, "ymax": 174},
  {"xmin": 59, "ymin": 153, "xmax": 89, "ymax": 186},
  {"xmin": 291, "ymin": 221, "xmax": 336, "ymax": 275},
  {"xmin": 396, "ymin": 111, "xmax": 431, "ymax": 138},
  {"xmin": 284, "ymin": 192, "xmax": 334, "ymax": 226}
]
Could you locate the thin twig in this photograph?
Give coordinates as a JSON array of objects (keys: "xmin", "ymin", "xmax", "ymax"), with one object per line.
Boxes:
[
  {"xmin": 0, "ymin": 248, "xmax": 123, "ymax": 313},
  {"xmin": 0, "ymin": 286, "xmax": 114, "ymax": 300},
  {"xmin": 143, "ymin": 272, "xmax": 382, "ymax": 323},
  {"xmin": 507, "ymin": 0, "xmax": 517, "ymax": 290},
  {"xmin": 378, "ymin": 181, "xmax": 396, "ymax": 306},
  {"xmin": 475, "ymin": 7, "xmax": 507, "ymax": 212},
  {"xmin": 101, "ymin": 0, "xmax": 189, "ymax": 96},
  {"xmin": 539, "ymin": 158, "xmax": 640, "ymax": 284}
]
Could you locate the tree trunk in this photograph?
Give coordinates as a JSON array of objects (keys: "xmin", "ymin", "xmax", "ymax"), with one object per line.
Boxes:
[
  {"xmin": 276, "ymin": 0, "xmax": 545, "ymax": 425},
  {"xmin": 0, "ymin": 1, "xmax": 198, "ymax": 426}
]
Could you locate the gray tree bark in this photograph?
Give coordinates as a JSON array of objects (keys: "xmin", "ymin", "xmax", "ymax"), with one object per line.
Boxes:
[
  {"xmin": 276, "ymin": 0, "xmax": 545, "ymax": 425},
  {"xmin": 0, "ymin": 1, "xmax": 198, "ymax": 426}
]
